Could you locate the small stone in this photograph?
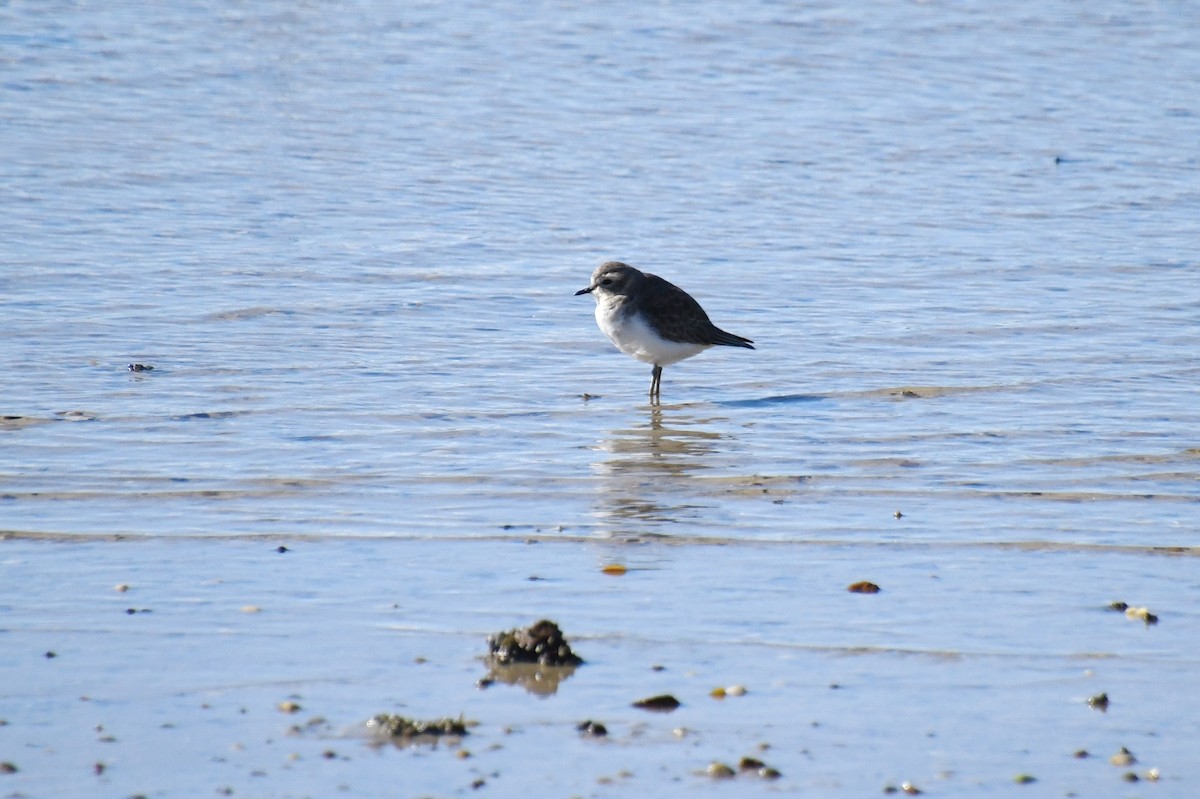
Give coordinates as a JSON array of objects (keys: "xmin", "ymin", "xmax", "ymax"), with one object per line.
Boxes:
[
  {"xmin": 738, "ymin": 757, "xmax": 765, "ymax": 771},
  {"xmin": 1073, "ymin": 749, "xmax": 1089, "ymax": 759},
  {"xmin": 0, "ymin": 762, "xmax": 17, "ymax": 774},
  {"xmin": 1110, "ymin": 747, "xmax": 1136, "ymax": 767},
  {"xmin": 1108, "ymin": 601, "xmax": 1128, "ymax": 611},
  {"xmin": 115, "ymin": 584, "xmax": 130, "ymax": 593},
  {"xmin": 577, "ymin": 720, "xmax": 608, "ymax": 737},
  {"xmin": 601, "ymin": 563, "xmax": 627, "ymax": 575},
  {"xmin": 241, "ymin": 605, "xmax": 262, "ymax": 614},
  {"xmin": 1122, "ymin": 771, "xmax": 1139, "ymax": 783},
  {"xmin": 725, "ymin": 684, "xmax": 747, "ymax": 696},
  {"xmin": 848, "ymin": 581, "xmax": 881, "ymax": 593},
  {"xmin": 1124, "ymin": 606, "xmax": 1158, "ymax": 624},
  {"xmin": 706, "ymin": 762, "xmax": 736, "ymax": 779},
  {"xmin": 632, "ymin": 694, "xmax": 680, "ymax": 712},
  {"xmin": 1087, "ymin": 692, "xmax": 1109, "ymax": 711},
  {"xmin": 901, "ymin": 782, "xmax": 922, "ymax": 795},
  {"xmin": 278, "ymin": 701, "xmax": 302, "ymax": 714},
  {"xmin": 1145, "ymin": 768, "xmax": 1160, "ymax": 782},
  {"xmin": 1013, "ymin": 773, "xmax": 1036, "ymax": 784}
]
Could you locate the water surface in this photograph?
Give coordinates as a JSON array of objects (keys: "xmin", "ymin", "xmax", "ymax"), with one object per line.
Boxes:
[{"xmin": 2, "ymin": 0, "xmax": 1198, "ymax": 796}]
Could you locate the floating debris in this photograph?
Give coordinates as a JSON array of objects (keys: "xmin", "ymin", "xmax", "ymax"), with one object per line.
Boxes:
[
  {"xmin": 1088, "ymin": 692, "xmax": 1109, "ymax": 711},
  {"xmin": 486, "ymin": 619, "xmax": 584, "ymax": 666},
  {"xmin": 632, "ymin": 694, "xmax": 680, "ymax": 712},
  {"xmin": 366, "ymin": 714, "xmax": 469, "ymax": 739},
  {"xmin": 577, "ymin": 720, "xmax": 607, "ymax": 737},
  {"xmin": 848, "ymin": 580, "xmax": 881, "ymax": 594},
  {"xmin": 1110, "ymin": 747, "xmax": 1137, "ymax": 767}
]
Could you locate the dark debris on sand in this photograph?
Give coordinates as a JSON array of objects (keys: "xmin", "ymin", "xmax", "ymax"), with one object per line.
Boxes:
[
  {"xmin": 486, "ymin": 619, "xmax": 584, "ymax": 666},
  {"xmin": 366, "ymin": 714, "xmax": 469, "ymax": 739}
]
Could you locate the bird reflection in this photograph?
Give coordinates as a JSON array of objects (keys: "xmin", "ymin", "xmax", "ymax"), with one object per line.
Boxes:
[{"xmin": 591, "ymin": 404, "xmax": 725, "ymax": 534}]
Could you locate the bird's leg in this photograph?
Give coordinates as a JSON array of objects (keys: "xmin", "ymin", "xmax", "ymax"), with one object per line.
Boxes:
[{"xmin": 649, "ymin": 365, "xmax": 662, "ymax": 403}]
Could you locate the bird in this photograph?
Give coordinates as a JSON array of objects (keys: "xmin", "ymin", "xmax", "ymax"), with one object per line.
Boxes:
[{"xmin": 575, "ymin": 261, "xmax": 754, "ymax": 401}]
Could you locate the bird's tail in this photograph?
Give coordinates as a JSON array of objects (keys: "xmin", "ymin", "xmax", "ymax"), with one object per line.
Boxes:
[{"xmin": 711, "ymin": 329, "xmax": 754, "ymax": 349}]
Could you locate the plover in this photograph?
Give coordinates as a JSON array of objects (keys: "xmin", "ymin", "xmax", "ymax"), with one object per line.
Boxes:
[{"xmin": 575, "ymin": 261, "xmax": 754, "ymax": 401}]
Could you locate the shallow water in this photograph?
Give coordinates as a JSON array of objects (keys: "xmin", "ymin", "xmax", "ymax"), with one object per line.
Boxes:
[{"xmin": 2, "ymin": 0, "xmax": 1199, "ymax": 796}]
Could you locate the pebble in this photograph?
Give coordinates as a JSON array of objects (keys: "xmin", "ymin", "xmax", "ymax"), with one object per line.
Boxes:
[
  {"xmin": 706, "ymin": 762, "xmax": 736, "ymax": 779},
  {"xmin": 1110, "ymin": 747, "xmax": 1136, "ymax": 767}
]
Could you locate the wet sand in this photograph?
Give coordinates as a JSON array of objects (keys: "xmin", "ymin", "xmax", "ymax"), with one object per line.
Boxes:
[{"xmin": 3, "ymin": 534, "xmax": 1196, "ymax": 797}]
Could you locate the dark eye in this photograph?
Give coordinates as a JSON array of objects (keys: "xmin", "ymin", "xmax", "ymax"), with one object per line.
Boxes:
[{"xmin": 601, "ymin": 278, "xmax": 613, "ymax": 285}]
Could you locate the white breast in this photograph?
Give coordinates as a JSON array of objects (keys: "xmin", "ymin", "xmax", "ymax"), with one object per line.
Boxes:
[{"xmin": 595, "ymin": 298, "xmax": 707, "ymax": 366}]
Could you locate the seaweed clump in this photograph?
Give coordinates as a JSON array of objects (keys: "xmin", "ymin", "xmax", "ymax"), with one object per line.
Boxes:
[
  {"xmin": 487, "ymin": 619, "xmax": 584, "ymax": 667},
  {"xmin": 366, "ymin": 714, "xmax": 469, "ymax": 739}
]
